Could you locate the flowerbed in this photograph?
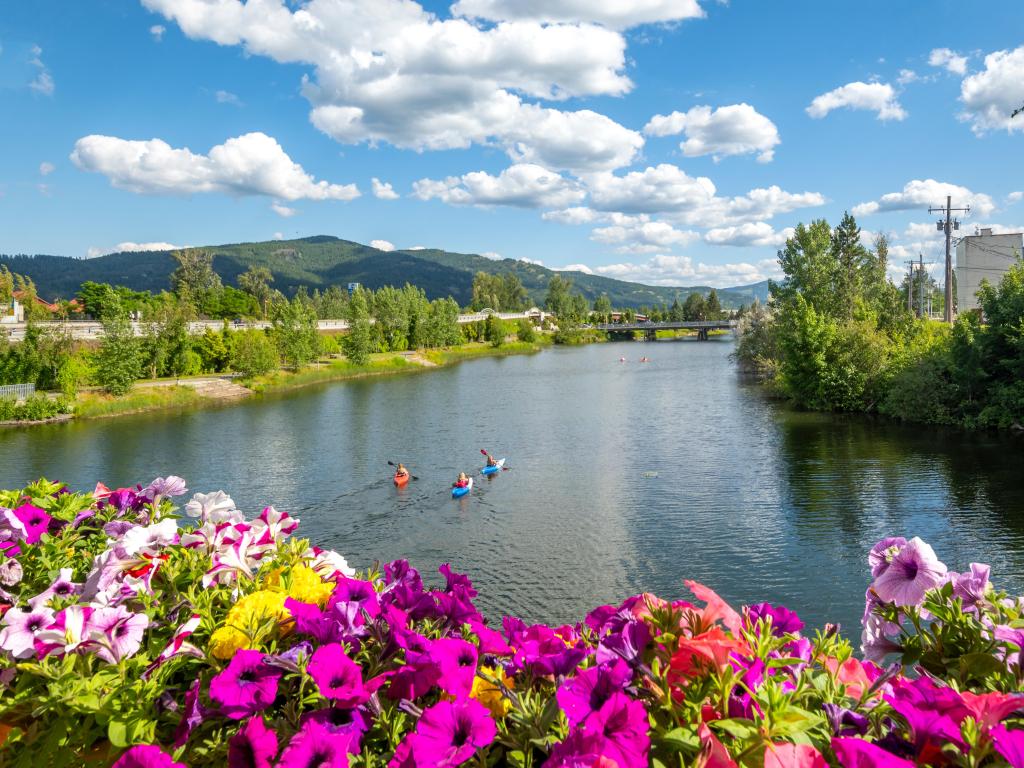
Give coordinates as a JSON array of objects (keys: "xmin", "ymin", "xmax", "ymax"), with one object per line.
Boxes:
[{"xmin": 1, "ymin": 479, "xmax": 1022, "ymax": 767}]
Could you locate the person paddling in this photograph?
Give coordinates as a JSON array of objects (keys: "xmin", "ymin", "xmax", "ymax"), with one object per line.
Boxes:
[
  {"xmin": 482, "ymin": 452, "xmax": 498, "ymax": 468},
  {"xmin": 453, "ymin": 472, "xmax": 470, "ymax": 488},
  {"xmin": 395, "ymin": 463, "xmax": 409, "ymax": 480}
]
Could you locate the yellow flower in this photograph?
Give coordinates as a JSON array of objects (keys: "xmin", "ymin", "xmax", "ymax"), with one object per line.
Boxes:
[
  {"xmin": 209, "ymin": 590, "xmax": 289, "ymax": 659},
  {"xmin": 286, "ymin": 564, "xmax": 334, "ymax": 606},
  {"xmin": 209, "ymin": 626, "xmax": 250, "ymax": 660},
  {"xmin": 229, "ymin": 590, "xmax": 289, "ymax": 627},
  {"xmin": 470, "ymin": 666, "xmax": 513, "ymax": 718}
]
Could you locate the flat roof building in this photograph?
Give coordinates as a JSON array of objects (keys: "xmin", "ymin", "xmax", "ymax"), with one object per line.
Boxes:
[{"xmin": 956, "ymin": 229, "xmax": 1023, "ymax": 313}]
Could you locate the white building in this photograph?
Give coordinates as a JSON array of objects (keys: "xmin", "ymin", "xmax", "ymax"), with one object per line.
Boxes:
[
  {"xmin": 956, "ymin": 229, "xmax": 1023, "ymax": 313},
  {"xmin": 1, "ymin": 298, "xmax": 25, "ymax": 324}
]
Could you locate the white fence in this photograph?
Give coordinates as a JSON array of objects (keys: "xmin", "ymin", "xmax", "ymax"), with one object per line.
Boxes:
[
  {"xmin": 3, "ymin": 309, "xmax": 549, "ymax": 341},
  {"xmin": 0, "ymin": 383, "xmax": 35, "ymax": 400}
]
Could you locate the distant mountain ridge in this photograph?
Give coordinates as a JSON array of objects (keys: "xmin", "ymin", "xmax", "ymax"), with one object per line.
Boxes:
[{"xmin": 0, "ymin": 236, "xmax": 771, "ymax": 309}]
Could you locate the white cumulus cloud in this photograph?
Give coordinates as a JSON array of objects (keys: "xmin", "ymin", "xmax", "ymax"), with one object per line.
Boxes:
[
  {"xmin": 371, "ymin": 178, "xmax": 399, "ymax": 200},
  {"xmin": 644, "ymin": 103, "xmax": 780, "ymax": 163},
  {"xmin": 271, "ymin": 201, "xmax": 297, "ymax": 217},
  {"xmin": 959, "ymin": 45, "xmax": 1024, "ymax": 134},
  {"xmin": 928, "ymin": 47, "xmax": 968, "ymax": 76},
  {"xmin": 71, "ymin": 132, "xmax": 360, "ymax": 201},
  {"xmin": 1008, "ymin": 191, "xmax": 1023, "ymax": 204},
  {"xmin": 806, "ymin": 81, "xmax": 906, "ymax": 121},
  {"xmin": 580, "ymin": 254, "xmax": 782, "ymax": 287},
  {"xmin": 86, "ymin": 241, "xmax": 183, "ymax": 258},
  {"xmin": 542, "ymin": 207, "xmax": 600, "ymax": 225},
  {"xmin": 371, "ymin": 239, "xmax": 396, "ymax": 251},
  {"xmin": 150, "ymin": 24, "xmax": 166, "ymax": 41},
  {"xmin": 451, "ymin": 0, "xmax": 705, "ymax": 30},
  {"xmin": 586, "ymin": 164, "xmax": 716, "ymax": 213},
  {"xmin": 704, "ymin": 222, "xmax": 794, "ymax": 247},
  {"xmin": 591, "ymin": 217, "xmax": 699, "ymax": 253},
  {"xmin": 413, "ymin": 164, "xmax": 584, "ymax": 208},
  {"xmin": 39, "ymin": 162, "xmax": 55, "ymax": 176},
  {"xmin": 851, "ymin": 179, "xmax": 995, "ymax": 218},
  {"xmin": 142, "ymin": 0, "xmax": 645, "ymax": 172}
]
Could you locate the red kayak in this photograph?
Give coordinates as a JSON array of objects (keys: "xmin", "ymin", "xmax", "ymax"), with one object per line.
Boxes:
[{"xmin": 394, "ymin": 472, "xmax": 410, "ymax": 488}]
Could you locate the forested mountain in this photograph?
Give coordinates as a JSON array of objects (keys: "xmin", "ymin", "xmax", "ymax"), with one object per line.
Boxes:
[{"xmin": 0, "ymin": 236, "xmax": 763, "ymax": 309}]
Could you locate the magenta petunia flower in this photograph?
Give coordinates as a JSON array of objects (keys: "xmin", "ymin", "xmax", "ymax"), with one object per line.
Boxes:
[
  {"xmin": 884, "ymin": 676, "xmax": 969, "ymax": 757},
  {"xmin": 869, "ymin": 537, "xmax": 908, "ymax": 578},
  {"xmin": 872, "ymin": 537, "xmax": 946, "ymax": 607},
  {"xmin": 34, "ymin": 604, "xmax": 93, "ymax": 657},
  {"xmin": 210, "ymin": 649, "xmax": 282, "ymax": 720},
  {"xmin": 949, "ymin": 563, "xmax": 991, "ymax": 609},
  {"xmin": 543, "ymin": 729, "xmax": 610, "ymax": 767},
  {"xmin": 111, "ymin": 744, "xmax": 186, "ymax": 768},
  {"xmin": 580, "ymin": 691, "xmax": 649, "ymax": 768},
  {"xmin": 0, "ymin": 605, "xmax": 54, "ymax": 659},
  {"xmin": 142, "ymin": 476, "xmax": 188, "ymax": 503},
  {"xmin": 556, "ymin": 660, "xmax": 632, "ymax": 726},
  {"xmin": 746, "ymin": 602, "xmax": 804, "ymax": 636},
  {"xmin": 831, "ymin": 737, "xmax": 915, "ymax": 767},
  {"xmin": 29, "ymin": 567, "xmax": 81, "ymax": 609},
  {"xmin": 228, "ymin": 716, "xmax": 279, "ymax": 768},
  {"xmin": 173, "ymin": 678, "xmax": 208, "ymax": 747},
  {"xmin": 990, "ymin": 724, "xmax": 1024, "ymax": 768},
  {"xmin": 301, "ymin": 707, "xmax": 370, "ymax": 753},
  {"xmin": 308, "ymin": 643, "xmax": 371, "ymax": 707},
  {"xmin": 428, "ymin": 637, "xmax": 478, "ymax": 697},
  {"xmin": 278, "ymin": 718, "xmax": 352, "ymax": 768},
  {"xmin": 407, "ymin": 697, "xmax": 496, "ymax": 767},
  {"xmin": 89, "ymin": 605, "xmax": 150, "ymax": 664},
  {"xmin": 12, "ymin": 504, "xmax": 52, "ymax": 545}
]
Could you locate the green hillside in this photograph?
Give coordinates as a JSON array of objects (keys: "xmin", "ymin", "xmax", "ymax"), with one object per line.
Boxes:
[{"xmin": 1, "ymin": 236, "xmax": 764, "ymax": 309}]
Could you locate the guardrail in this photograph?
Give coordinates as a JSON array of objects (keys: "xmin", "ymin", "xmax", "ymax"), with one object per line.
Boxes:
[
  {"xmin": 1, "ymin": 310, "xmax": 551, "ymax": 341},
  {"xmin": 0, "ymin": 383, "xmax": 35, "ymax": 400}
]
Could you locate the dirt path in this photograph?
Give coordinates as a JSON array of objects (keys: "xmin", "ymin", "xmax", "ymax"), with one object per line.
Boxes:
[
  {"xmin": 400, "ymin": 351, "xmax": 438, "ymax": 367},
  {"xmin": 136, "ymin": 377, "xmax": 253, "ymax": 400}
]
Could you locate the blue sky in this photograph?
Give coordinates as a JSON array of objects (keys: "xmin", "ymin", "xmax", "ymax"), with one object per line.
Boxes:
[{"xmin": 1, "ymin": 0, "xmax": 1022, "ymax": 288}]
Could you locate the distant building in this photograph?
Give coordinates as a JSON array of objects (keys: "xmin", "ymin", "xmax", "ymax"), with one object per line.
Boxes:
[
  {"xmin": 956, "ymin": 229, "xmax": 1023, "ymax": 313},
  {"xmin": 1, "ymin": 297, "xmax": 25, "ymax": 324},
  {"xmin": 347, "ymin": 282, "xmax": 360, "ymax": 295}
]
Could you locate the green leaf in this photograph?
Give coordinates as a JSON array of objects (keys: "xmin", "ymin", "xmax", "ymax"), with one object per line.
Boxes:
[{"xmin": 107, "ymin": 719, "xmax": 128, "ymax": 748}]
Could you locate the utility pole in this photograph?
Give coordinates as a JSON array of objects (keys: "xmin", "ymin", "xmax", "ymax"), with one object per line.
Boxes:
[
  {"xmin": 918, "ymin": 254, "xmax": 925, "ymax": 320},
  {"xmin": 928, "ymin": 195, "xmax": 970, "ymax": 323},
  {"xmin": 905, "ymin": 260, "xmax": 915, "ymax": 313}
]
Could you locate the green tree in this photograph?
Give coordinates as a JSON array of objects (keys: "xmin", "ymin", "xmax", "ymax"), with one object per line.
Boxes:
[
  {"xmin": 343, "ymin": 288, "xmax": 373, "ymax": 365},
  {"xmin": 229, "ymin": 329, "xmax": 279, "ymax": 379},
  {"xmin": 142, "ymin": 303, "xmax": 192, "ymax": 379},
  {"xmin": 272, "ymin": 298, "xmax": 319, "ymax": 370},
  {"xmin": 171, "ymin": 249, "xmax": 223, "ymax": 314},
  {"xmin": 593, "ymin": 294, "xmax": 613, "ymax": 321},
  {"xmin": 517, "ymin": 318, "xmax": 537, "ymax": 343},
  {"xmin": 373, "ymin": 285, "xmax": 409, "ymax": 351},
  {"xmin": 682, "ymin": 292, "xmax": 706, "ymax": 321},
  {"xmin": 238, "ymin": 266, "xmax": 274, "ymax": 318},
  {"xmin": 96, "ymin": 302, "xmax": 141, "ymax": 395},
  {"xmin": 195, "ymin": 327, "xmax": 231, "ymax": 372},
  {"xmin": 485, "ymin": 314, "xmax": 505, "ymax": 348},
  {"xmin": 706, "ymin": 290, "xmax": 723, "ymax": 320}
]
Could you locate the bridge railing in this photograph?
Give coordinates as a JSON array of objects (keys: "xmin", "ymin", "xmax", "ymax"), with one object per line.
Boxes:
[{"xmin": 594, "ymin": 320, "xmax": 737, "ymax": 331}]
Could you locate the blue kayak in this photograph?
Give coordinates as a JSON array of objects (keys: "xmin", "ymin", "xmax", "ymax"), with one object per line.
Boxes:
[
  {"xmin": 452, "ymin": 477, "xmax": 473, "ymax": 497},
  {"xmin": 481, "ymin": 458, "xmax": 506, "ymax": 475}
]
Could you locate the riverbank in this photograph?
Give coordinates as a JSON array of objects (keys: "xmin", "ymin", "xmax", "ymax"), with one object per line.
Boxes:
[{"xmin": 2, "ymin": 337, "xmax": 557, "ymax": 426}]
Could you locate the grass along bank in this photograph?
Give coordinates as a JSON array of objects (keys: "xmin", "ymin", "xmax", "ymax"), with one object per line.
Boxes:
[{"xmin": 4, "ymin": 335, "xmax": 567, "ymax": 425}]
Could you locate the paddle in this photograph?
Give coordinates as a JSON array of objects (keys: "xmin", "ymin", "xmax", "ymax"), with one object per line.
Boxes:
[
  {"xmin": 479, "ymin": 449, "xmax": 511, "ymax": 470},
  {"xmin": 387, "ymin": 461, "xmax": 418, "ymax": 481}
]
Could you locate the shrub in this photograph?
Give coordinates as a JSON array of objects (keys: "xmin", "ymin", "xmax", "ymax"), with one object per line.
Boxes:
[
  {"xmin": 516, "ymin": 318, "xmax": 536, "ymax": 343},
  {"xmin": 229, "ymin": 329, "xmax": 279, "ymax": 379}
]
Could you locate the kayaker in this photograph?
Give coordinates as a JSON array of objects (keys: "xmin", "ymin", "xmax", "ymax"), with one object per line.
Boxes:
[
  {"xmin": 453, "ymin": 472, "xmax": 470, "ymax": 488},
  {"xmin": 395, "ymin": 463, "xmax": 409, "ymax": 479},
  {"xmin": 483, "ymin": 452, "xmax": 498, "ymax": 468}
]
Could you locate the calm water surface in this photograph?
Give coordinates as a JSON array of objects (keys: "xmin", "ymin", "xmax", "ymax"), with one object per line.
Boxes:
[{"xmin": 3, "ymin": 339, "xmax": 1023, "ymax": 635}]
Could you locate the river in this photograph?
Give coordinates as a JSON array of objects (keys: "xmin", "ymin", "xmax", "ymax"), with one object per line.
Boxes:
[{"xmin": 2, "ymin": 338, "xmax": 1023, "ymax": 636}]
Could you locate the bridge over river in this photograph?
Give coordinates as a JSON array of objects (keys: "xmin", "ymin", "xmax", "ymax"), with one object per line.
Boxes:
[{"xmin": 595, "ymin": 319, "xmax": 737, "ymax": 341}]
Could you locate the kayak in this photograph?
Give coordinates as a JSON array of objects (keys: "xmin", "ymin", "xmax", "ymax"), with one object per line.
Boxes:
[
  {"xmin": 481, "ymin": 458, "xmax": 506, "ymax": 475},
  {"xmin": 452, "ymin": 478, "xmax": 473, "ymax": 498},
  {"xmin": 394, "ymin": 472, "xmax": 410, "ymax": 488}
]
